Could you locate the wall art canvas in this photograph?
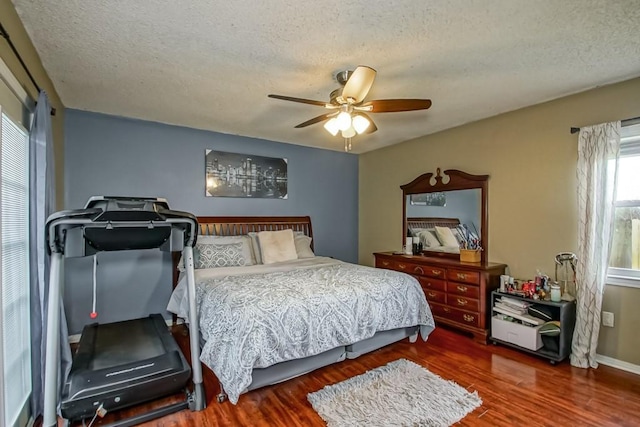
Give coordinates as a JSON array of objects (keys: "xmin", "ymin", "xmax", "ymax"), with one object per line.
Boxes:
[
  {"xmin": 410, "ymin": 192, "xmax": 446, "ymax": 206},
  {"xmin": 205, "ymin": 149, "xmax": 288, "ymax": 198}
]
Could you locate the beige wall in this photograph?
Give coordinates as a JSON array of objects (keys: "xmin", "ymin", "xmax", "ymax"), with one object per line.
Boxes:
[
  {"xmin": 359, "ymin": 77, "xmax": 640, "ymax": 365},
  {"xmin": 1, "ymin": 0, "xmax": 65, "ymax": 207}
]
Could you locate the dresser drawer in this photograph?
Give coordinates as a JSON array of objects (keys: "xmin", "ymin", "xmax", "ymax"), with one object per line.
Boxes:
[
  {"xmin": 446, "ymin": 281, "xmax": 480, "ymax": 298},
  {"xmin": 447, "ymin": 295, "xmax": 479, "ymax": 312},
  {"xmin": 447, "ymin": 269, "xmax": 480, "ymax": 285},
  {"xmin": 415, "ymin": 265, "xmax": 446, "ymax": 279},
  {"xmin": 415, "ymin": 276, "xmax": 446, "ymax": 292},
  {"xmin": 434, "ymin": 305, "xmax": 480, "ymax": 328},
  {"xmin": 423, "ymin": 289, "xmax": 446, "ymax": 304},
  {"xmin": 394, "ymin": 261, "xmax": 442, "ymax": 278},
  {"xmin": 375, "ymin": 258, "xmax": 395, "ymax": 269},
  {"xmin": 428, "ymin": 302, "xmax": 449, "ymax": 318}
]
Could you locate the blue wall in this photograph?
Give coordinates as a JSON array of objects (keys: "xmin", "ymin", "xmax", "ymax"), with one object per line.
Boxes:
[{"xmin": 64, "ymin": 110, "xmax": 358, "ymax": 333}]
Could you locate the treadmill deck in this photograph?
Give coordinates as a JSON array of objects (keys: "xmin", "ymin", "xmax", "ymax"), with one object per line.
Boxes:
[{"xmin": 61, "ymin": 314, "xmax": 191, "ymax": 421}]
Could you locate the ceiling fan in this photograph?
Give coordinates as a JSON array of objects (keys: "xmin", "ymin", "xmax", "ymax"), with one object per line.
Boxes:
[{"xmin": 268, "ymin": 65, "xmax": 432, "ymax": 151}]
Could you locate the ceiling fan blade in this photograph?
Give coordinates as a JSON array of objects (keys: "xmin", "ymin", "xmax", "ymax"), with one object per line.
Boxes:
[
  {"xmin": 362, "ymin": 99, "xmax": 432, "ymax": 113},
  {"xmin": 294, "ymin": 112, "xmax": 337, "ymax": 128},
  {"xmin": 268, "ymin": 94, "xmax": 327, "ymax": 107},
  {"xmin": 342, "ymin": 66, "xmax": 377, "ymax": 103}
]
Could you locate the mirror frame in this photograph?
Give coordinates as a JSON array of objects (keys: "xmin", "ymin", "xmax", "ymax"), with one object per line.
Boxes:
[{"xmin": 401, "ymin": 168, "xmax": 489, "ymax": 263}]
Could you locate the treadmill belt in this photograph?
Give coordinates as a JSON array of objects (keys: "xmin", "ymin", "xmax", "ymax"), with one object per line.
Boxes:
[
  {"xmin": 90, "ymin": 318, "xmax": 166, "ymax": 369},
  {"xmin": 61, "ymin": 314, "xmax": 191, "ymax": 421}
]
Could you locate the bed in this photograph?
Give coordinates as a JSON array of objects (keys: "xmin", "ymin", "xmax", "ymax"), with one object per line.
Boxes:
[
  {"xmin": 407, "ymin": 217, "xmax": 465, "ymax": 255},
  {"xmin": 167, "ymin": 216, "xmax": 435, "ymax": 404}
]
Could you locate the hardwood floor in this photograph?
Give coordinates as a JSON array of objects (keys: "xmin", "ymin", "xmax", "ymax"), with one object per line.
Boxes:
[{"xmin": 81, "ymin": 325, "xmax": 640, "ymax": 427}]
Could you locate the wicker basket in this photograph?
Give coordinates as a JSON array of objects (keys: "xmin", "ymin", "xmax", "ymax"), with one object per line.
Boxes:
[{"xmin": 460, "ymin": 249, "xmax": 481, "ymax": 263}]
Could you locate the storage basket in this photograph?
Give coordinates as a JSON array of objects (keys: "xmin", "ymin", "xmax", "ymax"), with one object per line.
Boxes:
[{"xmin": 460, "ymin": 249, "xmax": 481, "ymax": 263}]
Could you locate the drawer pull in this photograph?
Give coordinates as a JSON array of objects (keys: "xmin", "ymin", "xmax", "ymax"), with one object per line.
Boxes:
[
  {"xmin": 431, "ymin": 270, "xmax": 441, "ymax": 276},
  {"xmin": 413, "ymin": 266, "xmax": 424, "ymax": 274},
  {"xmin": 382, "ymin": 261, "xmax": 390, "ymax": 266},
  {"xmin": 457, "ymin": 273, "xmax": 467, "ymax": 280},
  {"xmin": 463, "ymin": 314, "xmax": 475, "ymax": 323},
  {"xmin": 457, "ymin": 298, "xmax": 468, "ymax": 306},
  {"xmin": 398, "ymin": 263, "xmax": 407, "ymax": 270},
  {"xmin": 427, "ymin": 292, "xmax": 437, "ymax": 298},
  {"xmin": 456, "ymin": 285, "xmax": 468, "ymax": 293},
  {"xmin": 443, "ymin": 307, "xmax": 451, "ymax": 313}
]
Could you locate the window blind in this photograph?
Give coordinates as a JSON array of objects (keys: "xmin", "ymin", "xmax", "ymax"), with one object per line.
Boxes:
[{"xmin": 1, "ymin": 111, "xmax": 31, "ymax": 427}]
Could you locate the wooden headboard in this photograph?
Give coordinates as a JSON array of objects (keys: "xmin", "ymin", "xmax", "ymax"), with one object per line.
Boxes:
[
  {"xmin": 407, "ymin": 217, "xmax": 460, "ymax": 230},
  {"xmin": 195, "ymin": 216, "xmax": 313, "ymax": 242},
  {"xmin": 171, "ymin": 216, "xmax": 313, "ymax": 288}
]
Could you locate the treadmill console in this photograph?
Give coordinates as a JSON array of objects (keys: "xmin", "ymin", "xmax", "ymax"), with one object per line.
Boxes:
[{"xmin": 46, "ymin": 196, "xmax": 198, "ymax": 256}]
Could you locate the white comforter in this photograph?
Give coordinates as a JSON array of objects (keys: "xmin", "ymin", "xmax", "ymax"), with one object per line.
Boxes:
[{"xmin": 168, "ymin": 256, "xmax": 434, "ymax": 403}]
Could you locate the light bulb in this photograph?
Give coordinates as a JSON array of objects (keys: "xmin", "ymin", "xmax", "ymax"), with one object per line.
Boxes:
[
  {"xmin": 324, "ymin": 118, "xmax": 340, "ymax": 136},
  {"xmin": 352, "ymin": 115, "xmax": 370, "ymax": 134},
  {"xmin": 336, "ymin": 111, "xmax": 352, "ymax": 131},
  {"xmin": 341, "ymin": 127, "xmax": 356, "ymax": 138}
]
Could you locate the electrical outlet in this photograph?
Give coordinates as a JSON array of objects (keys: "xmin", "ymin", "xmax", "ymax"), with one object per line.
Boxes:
[{"xmin": 602, "ymin": 311, "xmax": 614, "ymax": 327}]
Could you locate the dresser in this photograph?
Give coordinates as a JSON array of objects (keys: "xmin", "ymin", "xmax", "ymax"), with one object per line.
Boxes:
[{"xmin": 374, "ymin": 252, "xmax": 506, "ymax": 343}]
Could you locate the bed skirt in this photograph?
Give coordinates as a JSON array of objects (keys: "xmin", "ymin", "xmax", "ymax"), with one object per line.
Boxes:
[{"xmin": 211, "ymin": 324, "xmax": 427, "ymax": 402}]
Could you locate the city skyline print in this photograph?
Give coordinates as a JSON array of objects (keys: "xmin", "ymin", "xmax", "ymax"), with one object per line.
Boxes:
[{"xmin": 205, "ymin": 149, "xmax": 288, "ymax": 198}]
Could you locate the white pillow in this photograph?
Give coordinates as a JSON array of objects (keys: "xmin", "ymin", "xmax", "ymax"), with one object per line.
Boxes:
[
  {"xmin": 257, "ymin": 229, "xmax": 298, "ymax": 264},
  {"xmin": 294, "ymin": 234, "xmax": 315, "ymax": 258},
  {"xmin": 435, "ymin": 226, "xmax": 459, "ymax": 247},
  {"xmin": 250, "ymin": 231, "xmax": 313, "ymax": 263},
  {"xmin": 409, "ymin": 227, "xmax": 425, "ymax": 238},
  {"xmin": 417, "ymin": 229, "xmax": 441, "ymax": 248}
]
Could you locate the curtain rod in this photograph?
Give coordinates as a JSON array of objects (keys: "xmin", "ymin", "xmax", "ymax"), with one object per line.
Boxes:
[
  {"xmin": 570, "ymin": 116, "xmax": 640, "ymax": 134},
  {"xmin": 0, "ymin": 21, "xmax": 56, "ymax": 116}
]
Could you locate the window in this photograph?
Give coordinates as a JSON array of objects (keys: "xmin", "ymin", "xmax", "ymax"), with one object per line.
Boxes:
[
  {"xmin": 608, "ymin": 122, "xmax": 640, "ymax": 287},
  {"xmin": 0, "ymin": 109, "xmax": 31, "ymax": 427}
]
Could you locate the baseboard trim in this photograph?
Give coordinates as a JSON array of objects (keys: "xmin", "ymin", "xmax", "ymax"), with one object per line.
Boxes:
[
  {"xmin": 595, "ymin": 354, "xmax": 640, "ymax": 375},
  {"xmin": 68, "ymin": 317, "xmax": 182, "ymax": 344}
]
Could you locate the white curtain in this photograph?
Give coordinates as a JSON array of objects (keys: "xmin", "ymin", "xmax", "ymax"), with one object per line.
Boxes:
[
  {"xmin": 29, "ymin": 91, "xmax": 72, "ymax": 417},
  {"xmin": 571, "ymin": 121, "xmax": 620, "ymax": 368}
]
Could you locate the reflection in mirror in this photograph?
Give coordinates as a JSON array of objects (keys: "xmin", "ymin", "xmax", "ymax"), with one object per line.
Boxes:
[
  {"xmin": 401, "ymin": 168, "xmax": 489, "ymax": 263},
  {"xmin": 406, "ymin": 189, "xmax": 482, "ymax": 240}
]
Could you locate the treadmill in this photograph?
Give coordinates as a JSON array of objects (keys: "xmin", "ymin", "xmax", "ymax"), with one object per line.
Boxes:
[{"xmin": 43, "ymin": 197, "xmax": 205, "ymax": 427}]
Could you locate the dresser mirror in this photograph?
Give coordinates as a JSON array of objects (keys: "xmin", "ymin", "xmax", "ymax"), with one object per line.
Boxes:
[{"xmin": 401, "ymin": 169, "xmax": 489, "ymax": 263}]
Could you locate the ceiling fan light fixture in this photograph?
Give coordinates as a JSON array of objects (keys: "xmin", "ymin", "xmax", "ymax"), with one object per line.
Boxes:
[
  {"xmin": 336, "ymin": 111, "xmax": 352, "ymax": 131},
  {"xmin": 324, "ymin": 118, "xmax": 340, "ymax": 136},
  {"xmin": 341, "ymin": 126, "xmax": 356, "ymax": 138},
  {"xmin": 352, "ymin": 115, "xmax": 370, "ymax": 134}
]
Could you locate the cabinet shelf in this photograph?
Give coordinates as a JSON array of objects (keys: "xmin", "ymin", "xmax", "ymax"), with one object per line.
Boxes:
[{"xmin": 490, "ymin": 291, "xmax": 576, "ymax": 364}]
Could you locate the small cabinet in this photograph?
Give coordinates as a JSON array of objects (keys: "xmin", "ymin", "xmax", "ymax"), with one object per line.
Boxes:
[
  {"xmin": 490, "ymin": 291, "xmax": 576, "ymax": 364},
  {"xmin": 374, "ymin": 252, "xmax": 506, "ymax": 343}
]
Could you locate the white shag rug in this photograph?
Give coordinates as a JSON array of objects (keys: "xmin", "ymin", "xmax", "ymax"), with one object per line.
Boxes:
[{"xmin": 307, "ymin": 359, "xmax": 481, "ymax": 427}]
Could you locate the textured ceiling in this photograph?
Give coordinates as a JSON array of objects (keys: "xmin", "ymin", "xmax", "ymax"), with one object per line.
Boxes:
[{"xmin": 12, "ymin": 1, "xmax": 640, "ymax": 153}]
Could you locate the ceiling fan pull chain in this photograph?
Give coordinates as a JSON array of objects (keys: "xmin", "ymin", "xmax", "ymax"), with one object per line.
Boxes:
[{"xmin": 344, "ymin": 138, "xmax": 352, "ymax": 152}]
